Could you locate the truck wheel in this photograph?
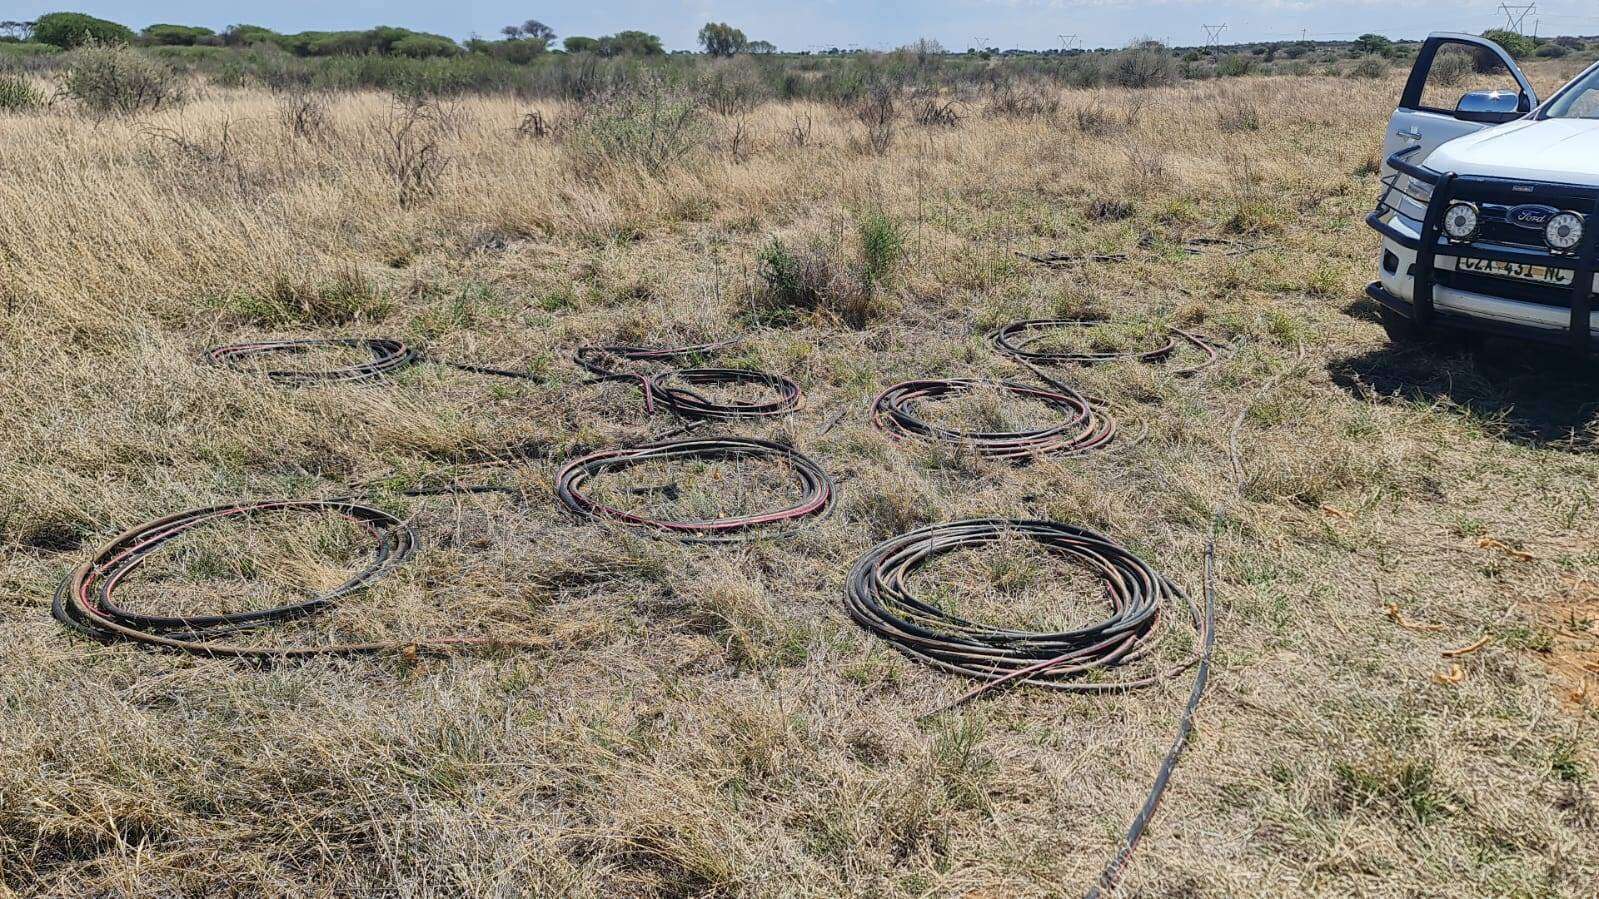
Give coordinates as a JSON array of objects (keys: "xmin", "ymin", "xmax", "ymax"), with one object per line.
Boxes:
[{"xmin": 1378, "ymin": 306, "xmax": 1421, "ymax": 344}]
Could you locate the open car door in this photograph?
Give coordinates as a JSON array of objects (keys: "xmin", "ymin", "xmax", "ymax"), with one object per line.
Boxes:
[{"xmin": 1382, "ymin": 33, "xmax": 1537, "ymax": 177}]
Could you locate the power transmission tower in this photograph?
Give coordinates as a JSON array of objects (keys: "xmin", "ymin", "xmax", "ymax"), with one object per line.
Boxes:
[
  {"xmin": 1058, "ymin": 34, "xmax": 1080, "ymax": 54},
  {"xmin": 1499, "ymin": 3, "xmax": 1536, "ymax": 34},
  {"xmin": 1202, "ymin": 23, "xmax": 1227, "ymax": 57}
]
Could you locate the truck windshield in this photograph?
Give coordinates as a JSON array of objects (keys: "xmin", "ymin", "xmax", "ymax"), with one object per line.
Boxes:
[{"xmin": 1544, "ymin": 66, "xmax": 1599, "ymax": 119}]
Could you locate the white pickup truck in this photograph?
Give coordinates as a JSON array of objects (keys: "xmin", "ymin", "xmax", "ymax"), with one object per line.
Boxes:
[{"xmin": 1368, "ymin": 34, "xmax": 1599, "ymax": 350}]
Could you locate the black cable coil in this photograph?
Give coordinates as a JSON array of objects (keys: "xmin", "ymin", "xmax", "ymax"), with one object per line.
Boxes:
[
  {"xmin": 991, "ymin": 320, "xmax": 1222, "ymax": 376},
  {"xmin": 871, "ymin": 378, "xmax": 1115, "ymax": 460},
  {"xmin": 843, "ymin": 519, "xmax": 1204, "ymax": 699},
  {"xmin": 208, "ymin": 338, "xmax": 420, "ymax": 385},
  {"xmin": 207, "ymin": 337, "xmax": 544, "ymax": 385},
  {"xmin": 52, "ymin": 499, "xmax": 417, "ymax": 657},
  {"xmin": 575, "ymin": 342, "xmax": 802, "ymax": 420},
  {"xmin": 554, "ymin": 436, "xmax": 833, "ymax": 542}
]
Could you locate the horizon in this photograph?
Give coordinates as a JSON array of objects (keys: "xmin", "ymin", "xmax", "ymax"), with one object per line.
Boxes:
[{"xmin": 10, "ymin": 1, "xmax": 1599, "ymax": 54}]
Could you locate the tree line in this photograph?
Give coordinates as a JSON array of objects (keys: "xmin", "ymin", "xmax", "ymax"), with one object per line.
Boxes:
[{"xmin": 0, "ymin": 12, "xmax": 778, "ymax": 60}]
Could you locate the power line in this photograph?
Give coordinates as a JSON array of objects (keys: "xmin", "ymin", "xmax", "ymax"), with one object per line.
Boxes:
[
  {"xmin": 1499, "ymin": 3, "xmax": 1537, "ymax": 34},
  {"xmin": 1202, "ymin": 23, "xmax": 1227, "ymax": 56}
]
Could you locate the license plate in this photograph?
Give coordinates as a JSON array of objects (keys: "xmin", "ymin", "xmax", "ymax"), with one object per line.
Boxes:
[{"xmin": 1458, "ymin": 256, "xmax": 1574, "ymax": 287}]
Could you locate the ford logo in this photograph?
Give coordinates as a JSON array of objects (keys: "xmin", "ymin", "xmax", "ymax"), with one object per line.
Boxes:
[{"xmin": 1508, "ymin": 204, "xmax": 1559, "ymax": 229}]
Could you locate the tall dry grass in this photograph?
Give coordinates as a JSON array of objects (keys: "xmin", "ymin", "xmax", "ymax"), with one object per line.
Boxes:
[{"xmin": 2, "ymin": 66, "xmax": 1598, "ymax": 896}]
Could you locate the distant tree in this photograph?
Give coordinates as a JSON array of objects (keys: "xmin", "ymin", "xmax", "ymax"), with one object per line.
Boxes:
[
  {"xmin": 1355, "ymin": 33, "xmax": 1393, "ymax": 56},
  {"xmin": 501, "ymin": 26, "xmax": 521, "ymax": 39},
  {"xmin": 141, "ymin": 24, "xmax": 215, "ymax": 46},
  {"xmin": 222, "ymin": 24, "xmax": 279, "ymax": 47},
  {"xmin": 1481, "ymin": 28, "xmax": 1534, "ymax": 59},
  {"xmin": 522, "ymin": 20, "xmax": 554, "ymax": 41},
  {"xmin": 748, "ymin": 39, "xmax": 776, "ymax": 54},
  {"xmin": 391, "ymin": 33, "xmax": 462, "ymax": 58},
  {"xmin": 563, "ymin": 35, "xmax": 598, "ymax": 53},
  {"xmin": 602, "ymin": 30, "xmax": 663, "ymax": 56},
  {"xmin": 487, "ymin": 37, "xmax": 546, "ymax": 63},
  {"xmin": 33, "ymin": 12, "xmax": 134, "ymax": 49},
  {"xmin": 0, "ymin": 20, "xmax": 35, "ymax": 41},
  {"xmin": 698, "ymin": 21, "xmax": 747, "ymax": 57}
]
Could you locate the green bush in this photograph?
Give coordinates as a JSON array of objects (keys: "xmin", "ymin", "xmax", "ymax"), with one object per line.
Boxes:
[
  {"xmin": 1107, "ymin": 40, "xmax": 1177, "ymax": 89},
  {"xmin": 0, "ymin": 73, "xmax": 45, "ymax": 112},
  {"xmin": 1349, "ymin": 57, "xmax": 1389, "ymax": 79},
  {"xmin": 566, "ymin": 83, "xmax": 706, "ymax": 176},
  {"xmin": 0, "ymin": 43, "xmax": 62, "ymax": 59},
  {"xmin": 1480, "ymin": 29, "xmax": 1534, "ymax": 60},
  {"xmin": 1429, "ymin": 50, "xmax": 1472, "ymax": 87},
  {"xmin": 141, "ymin": 24, "xmax": 215, "ymax": 46},
  {"xmin": 856, "ymin": 209, "xmax": 905, "ymax": 287},
  {"xmin": 391, "ymin": 34, "xmax": 462, "ymax": 59},
  {"xmin": 1216, "ymin": 54, "xmax": 1255, "ymax": 77},
  {"xmin": 62, "ymin": 42, "xmax": 184, "ymax": 116},
  {"xmin": 33, "ymin": 12, "xmax": 134, "ymax": 49},
  {"xmin": 1536, "ymin": 43, "xmax": 1570, "ymax": 59}
]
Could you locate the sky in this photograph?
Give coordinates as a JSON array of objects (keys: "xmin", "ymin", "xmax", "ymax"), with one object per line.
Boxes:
[{"xmin": 12, "ymin": 1, "xmax": 1599, "ymax": 52}]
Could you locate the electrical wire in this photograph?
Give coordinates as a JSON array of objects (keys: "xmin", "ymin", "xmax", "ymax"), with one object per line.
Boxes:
[
  {"xmin": 51, "ymin": 495, "xmax": 542, "ymax": 659},
  {"xmin": 1086, "ymin": 522, "xmax": 1218, "ymax": 899},
  {"xmin": 574, "ymin": 342, "xmax": 802, "ymax": 420},
  {"xmin": 208, "ymin": 338, "xmax": 419, "ymax": 385},
  {"xmin": 871, "ymin": 378, "xmax": 1115, "ymax": 459},
  {"xmin": 207, "ymin": 337, "xmax": 545, "ymax": 385},
  {"xmin": 554, "ymin": 436, "xmax": 833, "ymax": 542},
  {"xmin": 991, "ymin": 320, "xmax": 1224, "ymax": 377},
  {"xmin": 843, "ymin": 519, "xmax": 1205, "ymax": 703},
  {"xmin": 842, "ymin": 518, "xmax": 1217, "ymax": 897}
]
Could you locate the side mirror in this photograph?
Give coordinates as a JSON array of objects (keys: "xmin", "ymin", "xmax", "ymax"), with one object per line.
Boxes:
[{"xmin": 1455, "ymin": 89, "xmax": 1525, "ymax": 124}]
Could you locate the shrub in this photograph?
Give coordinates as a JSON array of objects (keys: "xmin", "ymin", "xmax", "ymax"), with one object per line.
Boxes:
[
  {"xmin": 1536, "ymin": 43, "xmax": 1570, "ymax": 59},
  {"xmin": 1216, "ymin": 54, "xmax": 1255, "ymax": 78},
  {"xmin": 0, "ymin": 72, "xmax": 45, "ymax": 112},
  {"xmin": 376, "ymin": 97, "xmax": 451, "ymax": 207},
  {"xmin": 1429, "ymin": 51, "xmax": 1471, "ymax": 87},
  {"xmin": 853, "ymin": 83, "xmax": 897, "ymax": 155},
  {"xmin": 756, "ymin": 237, "xmax": 879, "ymax": 328},
  {"xmin": 566, "ymin": 82, "xmax": 706, "ymax": 177},
  {"xmin": 857, "ymin": 209, "xmax": 905, "ymax": 287},
  {"xmin": 62, "ymin": 42, "xmax": 184, "ymax": 116},
  {"xmin": 1481, "ymin": 29, "xmax": 1534, "ymax": 60},
  {"xmin": 755, "ymin": 211, "xmax": 902, "ymax": 329},
  {"xmin": 0, "ymin": 43, "xmax": 63, "ymax": 60},
  {"xmin": 1349, "ymin": 57, "xmax": 1389, "ymax": 80},
  {"xmin": 911, "ymin": 96, "xmax": 959, "ymax": 127},
  {"xmin": 141, "ymin": 24, "xmax": 215, "ymax": 46},
  {"xmin": 33, "ymin": 12, "xmax": 134, "ymax": 50},
  {"xmin": 391, "ymin": 34, "xmax": 462, "ymax": 59},
  {"xmin": 986, "ymin": 77, "xmax": 1059, "ymax": 119},
  {"xmin": 698, "ymin": 55, "xmax": 769, "ymax": 115},
  {"xmin": 1107, "ymin": 40, "xmax": 1177, "ymax": 89}
]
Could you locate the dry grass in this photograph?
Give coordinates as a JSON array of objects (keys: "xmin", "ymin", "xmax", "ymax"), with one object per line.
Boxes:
[{"xmin": 3, "ymin": 64, "xmax": 1599, "ymax": 896}]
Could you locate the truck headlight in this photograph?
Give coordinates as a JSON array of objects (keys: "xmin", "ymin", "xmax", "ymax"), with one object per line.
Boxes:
[
  {"xmin": 1546, "ymin": 212, "xmax": 1584, "ymax": 253},
  {"xmin": 1442, "ymin": 202, "xmax": 1480, "ymax": 242}
]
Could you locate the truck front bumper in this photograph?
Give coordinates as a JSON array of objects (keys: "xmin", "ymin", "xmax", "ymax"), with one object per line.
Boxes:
[{"xmin": 1367, "ymin": 146, "xmax": 1599, "ymax": 351}]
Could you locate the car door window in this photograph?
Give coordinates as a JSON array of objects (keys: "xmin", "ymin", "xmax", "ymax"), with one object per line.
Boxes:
[{"xmin": 1417, "ymin": 43, "xmax": 1519, "ymax": 113}]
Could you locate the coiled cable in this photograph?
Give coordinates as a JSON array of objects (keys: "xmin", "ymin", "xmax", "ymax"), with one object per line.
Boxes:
[
  {"xmin": 991, "ymin": 320, "xmax": 1223, "ymax": 377},
  {"xmin": 554, "ymin": 436, "xmax": 833, "ymax": 542},
  {"xmin": 52, "ymin": 494, "xmax": 541, "ymax": 658},
  {"xmin": 207, "ymin": 337, "xmax": 544, "ymax": 385},
  {"xmin": 575, "ymin": 342, "xmax": 802, "ymax": 421},
  {"xmin": 843, "ymin": 519, "xmax": 1204, "ymax": 705},
  {"xmin": 871, "ymin": 378, "xmax": 1115, "ymax": 460}
]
